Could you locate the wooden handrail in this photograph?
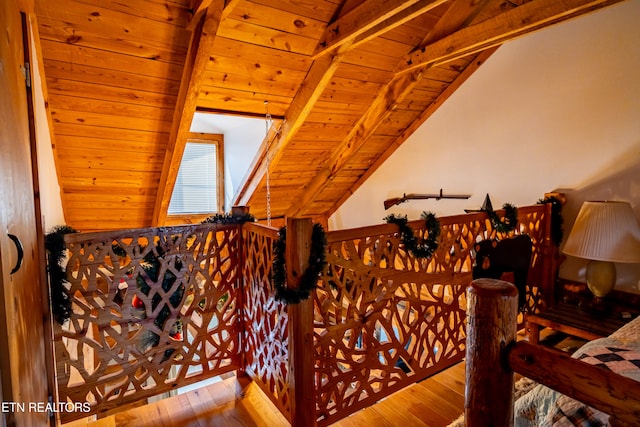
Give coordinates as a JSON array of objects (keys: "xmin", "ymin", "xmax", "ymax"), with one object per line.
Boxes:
[
  {"xmin": 243, "ymin": 221, "xmax": 279, "ymax": 238},
  {"xmin": 326, "ymin": 204, "xmax": 546, "ymax": 243}
]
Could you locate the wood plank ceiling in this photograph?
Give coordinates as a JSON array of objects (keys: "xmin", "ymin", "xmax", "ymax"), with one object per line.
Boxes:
[{"xmin": 33, "ymin": 0, "xmax": 627, "ymax": 232}]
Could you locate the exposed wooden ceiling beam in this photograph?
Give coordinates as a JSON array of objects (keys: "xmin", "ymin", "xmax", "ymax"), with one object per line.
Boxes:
[
  {"xmin": 327, "ymin": 47, "xmax": 498, "ymax": 217},
  {"xmin": 397, "ymin": 0, "xmax": 626, "ymax": 72},
  {"xmin": 348, "ymin": 0, "xmax": 450, "ymax": 51},
  {"xmin": 286, "ymin": 68, "xmax": 424, "ymax": 218},
  {"xmin": 152, "ymin": 2, "xmax": 224, "ymax": 226},
  {"xmin": 290, "ymin": 0, "xmax": 624, "ymax": 217},
  {"xmin": 236, "ymin": 0, "xmax": 490, "ymax": 213},
  {"xmin": 234, "ymin": 44, "xmax": 350, "ymax": 206},
  {"xmin": 221, "ymin": 0, "xmax": 241, "ymax": 20},
  {"xmin": 187, "ymin": 0, "xmax": 213, "ymax": 30},
  {"xmin": 418, "ymin": 0, "xmax": 492, "ymax": 46},
  {"xmin": 187, "ymin": 0, "xmax": 238, "ymax": 31},
  {"xmin": 314, "ymin": 0, "xmax": 431, "ymax": 58},
  {"xmin": 233, "ymin": 0, "xmax": 374, "ymax": 208},
  {"xmin": 287, "ymin": 0, "xmax": 495, "ymax": 217}
]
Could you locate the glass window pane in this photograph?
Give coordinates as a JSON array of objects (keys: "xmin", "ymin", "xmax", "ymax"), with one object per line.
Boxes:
[{"xmin": 168, "ymin": 142, "xmax": 218, "ymax": 214}]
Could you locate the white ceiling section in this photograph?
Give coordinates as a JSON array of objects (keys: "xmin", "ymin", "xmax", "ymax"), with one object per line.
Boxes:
[{"xmin": 190, "ymin": 112, "xmax": 265, "ymax": 211}]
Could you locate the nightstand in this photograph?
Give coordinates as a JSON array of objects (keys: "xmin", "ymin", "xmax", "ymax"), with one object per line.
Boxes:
[{"xmin": 526, "ymin": 301, "xmax": 637, "ymax": 344}]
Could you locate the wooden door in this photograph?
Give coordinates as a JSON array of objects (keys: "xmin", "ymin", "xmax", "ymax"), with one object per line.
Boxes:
[{"xmin": 0, "ymin": 2, "xmax": 50, "ymax": 426}]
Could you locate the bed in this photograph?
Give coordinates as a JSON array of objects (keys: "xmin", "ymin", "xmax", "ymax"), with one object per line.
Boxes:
[
  {"xmin": 514, "ymin": 315, "xmax": 640, "ymax": 426},
  {"xmin": 465, "ymin": 279, "xmax": 640, "ymax": 427}
]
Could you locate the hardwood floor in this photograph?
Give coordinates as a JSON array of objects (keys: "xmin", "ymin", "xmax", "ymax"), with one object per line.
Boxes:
[
  {"xmin": 332, "ymin": 362, "xmax": 465, "ymax": 427},
  {"xmin": 64, "ymin": 362, "xmax": 466, "ymax": 427}
]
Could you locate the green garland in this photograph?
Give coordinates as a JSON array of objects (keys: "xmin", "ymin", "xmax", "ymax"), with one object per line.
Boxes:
[
  {"xmin": 538, "ymin": 195, "xmax": 564, "ymax": 246},
  {"xmin": 384, "ymin": 211, "xmax": 440, "ymax": 259},
  {"xmin": 135, "ymin": 243, "xmax": 185, "ymax": 361},
  {"xmin": 272, "ymin": 223, "xmax": 327, "ymax": 304},
  {"xmin": 44, "ymin": 225, "xmax": 79, "ymax": 325},
  {"xmin": 111, "ymin": 240, "xmax": 185, "ymax": 361},
  {"xmin": 487, "ymin": 203, "xmax": 518, "ymax": 234},
  {"xmin": 201, "ymin": 212, "xmax": 256, "ymax": 225}
]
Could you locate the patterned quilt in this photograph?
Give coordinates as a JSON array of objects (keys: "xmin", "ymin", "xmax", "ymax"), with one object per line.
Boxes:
[{"xmin": 514, "ymin": 315, "xmax": 640, "ymax": 426}]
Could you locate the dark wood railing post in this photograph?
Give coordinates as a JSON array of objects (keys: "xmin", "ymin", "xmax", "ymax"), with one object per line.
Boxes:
[
  {"xmin": 286, "ymin": 217, "xmax": 316, "ymax": 427},
  {"xmin": 233, "ymin": 205, "xmax": 250, "ymax": 376},
  {"xmin": 231, "ymin": 205, "xmax": 249, "ymax": 216},
  {"xmin": 465, "ymin": 278, "xmax": 518, "ymax": 427},
  {"xmin": 541, "ymin": 200, "xmax": 556, "ymax": 309}
]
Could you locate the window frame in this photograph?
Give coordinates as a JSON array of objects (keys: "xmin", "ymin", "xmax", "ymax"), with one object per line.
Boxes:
[{"xmin": 166, "ymin": 133, "xmax": 224, "ymax": 222}]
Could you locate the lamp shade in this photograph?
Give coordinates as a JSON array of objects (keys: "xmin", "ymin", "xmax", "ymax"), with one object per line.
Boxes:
[{"xmin": 563, "ymin": 201, "xmax": 640, "ymax": 263}]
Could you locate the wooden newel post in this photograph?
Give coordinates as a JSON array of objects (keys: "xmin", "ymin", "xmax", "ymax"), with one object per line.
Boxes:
[
  {"xmin": 233, "ymin": 206, "xmax": 249, "ymax": 376},
  {"xmin": 465, "ymin": 279, "xmax": 518, "ymax": 427},
  {"xmin": 286, "ymin": 218, "xmax": 317, "ymax": 427},
  {"xmin": 231, "ymin": 205, "xmax": 249, "ymax": 216}
]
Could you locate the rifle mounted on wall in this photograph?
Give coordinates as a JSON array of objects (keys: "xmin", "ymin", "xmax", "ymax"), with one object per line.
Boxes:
[{"xmin": 384, "ymin": 189, "xmax": 471, "ymax": 210}]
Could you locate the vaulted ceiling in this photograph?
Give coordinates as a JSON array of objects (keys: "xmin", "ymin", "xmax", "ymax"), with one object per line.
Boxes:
[{"xmin": 32, "ymin": 0, "xmax": 627, "ymax": 232}]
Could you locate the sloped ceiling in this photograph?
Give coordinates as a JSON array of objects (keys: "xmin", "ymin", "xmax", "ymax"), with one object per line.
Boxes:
[{"xmin": 32, "ymin": 0, "xmax": 628, "ymax": 231}]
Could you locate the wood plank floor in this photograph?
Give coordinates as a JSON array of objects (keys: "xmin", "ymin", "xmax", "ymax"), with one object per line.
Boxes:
[{"xmin": 64, "ymin": 362, "xmax": 466, "ymax": 427}]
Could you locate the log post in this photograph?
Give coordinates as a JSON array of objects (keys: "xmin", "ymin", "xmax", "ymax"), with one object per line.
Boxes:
[
  {"xmin": 286, "ymin": 218, "xmax": 316, "ymax": 427},
  {"xmin": 465, "ymin": 278, "xmax": 518, "ymax": 427}
]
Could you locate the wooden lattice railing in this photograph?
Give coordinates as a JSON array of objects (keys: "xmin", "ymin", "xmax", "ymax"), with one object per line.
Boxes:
[
  {"xmin": 56, "ymin": 224, "xmax": 243, "ymax": 423},
  {"xmin": 313, "ymin": 204, "xmax": 554, "ymax": 425},
  {"xmin": 52, "ymin": 204, "xmax": 554, "ymax": 425},
  {"xmin": 241, "ymin": 222, "xmax": 291, "ymax": 419}
]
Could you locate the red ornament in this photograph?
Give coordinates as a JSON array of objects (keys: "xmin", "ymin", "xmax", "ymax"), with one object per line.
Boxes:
[
  {"xmin": 170, "ymin": 331, "xmax": 182, "ymax": 340},
  {"xmin": 132, "ymin": 294, "xmax": 145, "ymax": 309}
]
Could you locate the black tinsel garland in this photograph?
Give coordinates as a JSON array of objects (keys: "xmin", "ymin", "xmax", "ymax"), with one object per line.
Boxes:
[
  {"xmin": 44, "ymin": 225, "xmax": 79, "ymax": 325},
  {"xmin": 116, "ymin": 241, "xmax": 185, "ymax": 361},
  {"xmin": 538, "ymin": 195, "xmax": 564, "ymax": 246},
  {"xmin": 201, "ymin": 212, "xmax": 256, "ymax": 225},
  {"xmin": 272, "ymin": 223, "xmax": 327, "ymax": 304},
  {"xmin": 488, "ymin": 203, "xmax": 518, "ymax": 233},
  {"xmin": 384, "ymin": 211, "xmax": 440, "ymax": 259}
]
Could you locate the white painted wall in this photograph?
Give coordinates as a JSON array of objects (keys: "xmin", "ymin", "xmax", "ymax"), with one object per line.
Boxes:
[
  {"xmin": 329, "ymin": 0, "xmax": 640, "ymax": 291},
  {"xmin": 31, "ymin": 24, "xmax": 65, "ymax": 231}
]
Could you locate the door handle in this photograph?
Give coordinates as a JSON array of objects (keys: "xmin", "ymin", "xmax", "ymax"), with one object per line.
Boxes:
[{"xmin": 8, "ymin": 234, "xmax": 24, "ymax": 274}]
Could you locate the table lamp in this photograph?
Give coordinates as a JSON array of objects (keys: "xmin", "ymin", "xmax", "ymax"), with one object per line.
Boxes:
[{"xmin": 563, "ymin": 201, "xmax": 640, "ymax": 300}]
